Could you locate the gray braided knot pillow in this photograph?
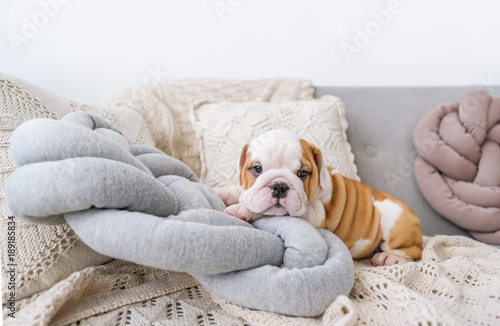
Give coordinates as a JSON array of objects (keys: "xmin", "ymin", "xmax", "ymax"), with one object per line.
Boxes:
[{"xmin": 6, "ymin": 111, "xmax": 354, "ymax": 317}]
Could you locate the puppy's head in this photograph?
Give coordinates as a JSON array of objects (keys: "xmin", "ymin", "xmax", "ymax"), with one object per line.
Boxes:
[{"xmin": 238, "ymin": 130, "xmax": 331, "ymax": 217}]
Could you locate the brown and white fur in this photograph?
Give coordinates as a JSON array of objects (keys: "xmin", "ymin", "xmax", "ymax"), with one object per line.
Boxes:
[{"xmin": 215, "ymin": 130, "xmax": 423, "ymax": 266}]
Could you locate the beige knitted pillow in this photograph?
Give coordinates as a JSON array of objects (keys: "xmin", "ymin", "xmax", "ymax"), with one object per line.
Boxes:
[
  {"xmin": 0, "ymin": 73, "xmax": 154, "ymax": 303},
  {"xmin": 190, "ymin": 95, "xmax": 359, "ymax": 188},
  {"xmin": 101, "ymin": 78, "xmax": 314, "ymax": 176}
]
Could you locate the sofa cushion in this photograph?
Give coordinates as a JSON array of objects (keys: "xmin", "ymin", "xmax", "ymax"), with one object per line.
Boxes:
[{"xmin": 190, "ymin": 95, "xmax": 359, "ymax": 188}]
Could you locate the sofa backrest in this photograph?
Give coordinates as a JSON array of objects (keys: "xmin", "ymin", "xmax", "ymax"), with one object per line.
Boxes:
[{"xmin": 315, "ymin": 86, "xmax": 500, "ymax": 237}]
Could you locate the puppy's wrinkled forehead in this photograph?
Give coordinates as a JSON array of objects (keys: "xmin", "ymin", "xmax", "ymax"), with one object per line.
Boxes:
[{"xmin": 247, "ymin": 130, "xmax": 302, "ymax": 170}]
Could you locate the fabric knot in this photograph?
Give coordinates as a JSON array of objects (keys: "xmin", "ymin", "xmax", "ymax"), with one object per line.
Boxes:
[{"xmin": 414, "ymin": 90, "xmax": 500, "ymax": 245}]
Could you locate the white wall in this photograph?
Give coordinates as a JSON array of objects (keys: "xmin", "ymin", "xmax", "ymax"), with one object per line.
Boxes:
[{"xmin": 1, "ymin": 0, "xmax": 499, "ymax": 101}]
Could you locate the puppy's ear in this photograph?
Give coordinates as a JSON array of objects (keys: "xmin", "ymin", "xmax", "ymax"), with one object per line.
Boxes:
[
  {"xmin": 238, "ymin": 144, "xmax": 249, "ymax": 186},
  {"xmin": 301, "ymin": 140, "xmax": 330, "ymax": 198},
  {"xmin": 309, "ymin": 144, "xmax": 329, "ymax": 192}
]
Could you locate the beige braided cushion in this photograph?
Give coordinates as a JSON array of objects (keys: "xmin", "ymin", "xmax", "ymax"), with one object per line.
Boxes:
[
  {"xmin": 101, "ymin": 78, "xmax": 314, "ymax": 176},
  {"xmin": 0, "ymin": 73, "xmax": 154, "ymax": 303}
]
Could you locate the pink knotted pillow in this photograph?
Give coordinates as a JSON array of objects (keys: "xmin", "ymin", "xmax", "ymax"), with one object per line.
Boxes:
[{"xmin": 414, "ymin": 90, "xmax": 500, "ymax": 245}]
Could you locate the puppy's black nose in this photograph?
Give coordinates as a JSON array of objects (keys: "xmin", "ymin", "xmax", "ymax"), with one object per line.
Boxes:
[{"xmin": 271, "ymin": 183, "xmax": 289, "ymax": 199}]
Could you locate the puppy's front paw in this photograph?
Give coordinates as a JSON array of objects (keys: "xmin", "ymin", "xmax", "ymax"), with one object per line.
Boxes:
[
  {"xmin": 224, "ymin": 204, "xmax": 244, "ymax": 219},
  {"xmin": 224, "ymin": 203, "xmax": 263, "ymax": 222},
  {"xmin": 214, "ymin": 186, "xmax": 242, "ymax": 206},
  {"xmin": 371, "ymin": 252, "xmax": 409, "ymax": 266}
]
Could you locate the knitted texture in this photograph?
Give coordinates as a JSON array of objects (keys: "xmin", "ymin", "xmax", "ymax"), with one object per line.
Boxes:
[
  {"xmin": 212, "ymin": 236, "xmax": 500, "ymax": 326},
  {"xmin": 212, "ymin": 294, "xmax": 357, "ymax": 326},
  {"xmin": 0, "ymin": 77, "xmax": 105, "ymax": 304},
  {"xmin": 70, "ymin": 285, "xmax": 248, "ymax": 326},
  {"xmin": 7, "ymin": 235, "xmax": 498, "ymax": 325},
  {"xmin": 101, "ymin": 78, "xmax": 314, "ymax": 176},
  {"xmin": 3, "ymin": 260, "xmax": 201, "ymax": 326},
  {"xmin": 0, "ymin": 74, "xmax": 153, "ymax": 303},
  {"xmin": 190, "ymin": 95, "xmax": 359, "ymax": 188}
]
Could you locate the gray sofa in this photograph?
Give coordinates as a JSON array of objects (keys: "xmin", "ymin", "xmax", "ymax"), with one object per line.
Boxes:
[
  {"xmin": 316, "ymin": 86, "xmax": 500, "ymax": 238},
  {"xmin": 3, "ymin": 74, "xmax": 499, "ymax": 325}
]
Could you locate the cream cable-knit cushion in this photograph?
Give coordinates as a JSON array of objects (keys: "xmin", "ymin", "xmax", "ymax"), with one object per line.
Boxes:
[
  {"xmin": 0, "ymin": 73, "xmax": 154, "ymax": 304},
  {"xmin": 190, "ymin": 95, "xmax": 359, "ymax": 188},
  {"xmin": 101, "ymin": 78, "xmax": 314, "ymax": 176}
]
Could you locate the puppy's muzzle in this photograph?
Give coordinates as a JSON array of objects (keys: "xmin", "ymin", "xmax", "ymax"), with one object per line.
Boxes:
[{"xmin": 271, "ymin": 183, "xmax": 289, "ymax": 199}]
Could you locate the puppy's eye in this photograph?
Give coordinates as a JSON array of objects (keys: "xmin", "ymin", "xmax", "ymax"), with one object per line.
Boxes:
[
  {"xmin": 249, "ymin": 165, "xmax": 263, "ymax": 176},
  {"xmin": 297, "ymin": 170, "xmax": 310, "ymax": 179}
]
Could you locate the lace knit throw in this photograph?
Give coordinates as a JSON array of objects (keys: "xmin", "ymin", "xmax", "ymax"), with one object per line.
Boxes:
[
  {"xmin": 5, "ymin": 236, "xmax": 500, "ymax": 325},
  {"xmin": 212, "ymin": 236, "xmax": 500, "ymax": 326}
]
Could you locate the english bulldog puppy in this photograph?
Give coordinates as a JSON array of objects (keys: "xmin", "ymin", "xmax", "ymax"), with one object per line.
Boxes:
[{"xmin": 215, "ymin": 130, "xmax": 423, "ymax": 266}]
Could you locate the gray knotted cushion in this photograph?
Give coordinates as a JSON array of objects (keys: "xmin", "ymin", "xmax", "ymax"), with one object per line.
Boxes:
[{"xmin": 5, "ymin": 111, "xmax": 354, "ymax": 317}]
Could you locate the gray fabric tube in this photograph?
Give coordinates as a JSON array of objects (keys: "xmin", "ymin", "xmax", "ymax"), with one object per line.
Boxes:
[
  {"xmin": 10, "ymin": 115, "xmax": 151, "ymax": 175},
  {"xmin": 195, "ymin": 227, "xmax": 354, "ymax": 317},
  {"xmin": 6, "ymin": 158, "xmax": 178, "ymax": 223},
  {"xmin": 65, "ymin": 208, "xmax": 285, "ymax": 275}
]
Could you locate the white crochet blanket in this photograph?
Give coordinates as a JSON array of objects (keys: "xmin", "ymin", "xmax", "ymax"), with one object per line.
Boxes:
[
  {"xmin": 214, "ymin": 235, "xmax": 500, "ymax": 325},
  {"xmin": 6, "ymin": 235, "xmax": 500, "ymax": 325}
]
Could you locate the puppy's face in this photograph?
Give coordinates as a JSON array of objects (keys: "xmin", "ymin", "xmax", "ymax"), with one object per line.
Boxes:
[{"xmin": 238, "ymin": 130, "xmax": 330, "ymax": 217}]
